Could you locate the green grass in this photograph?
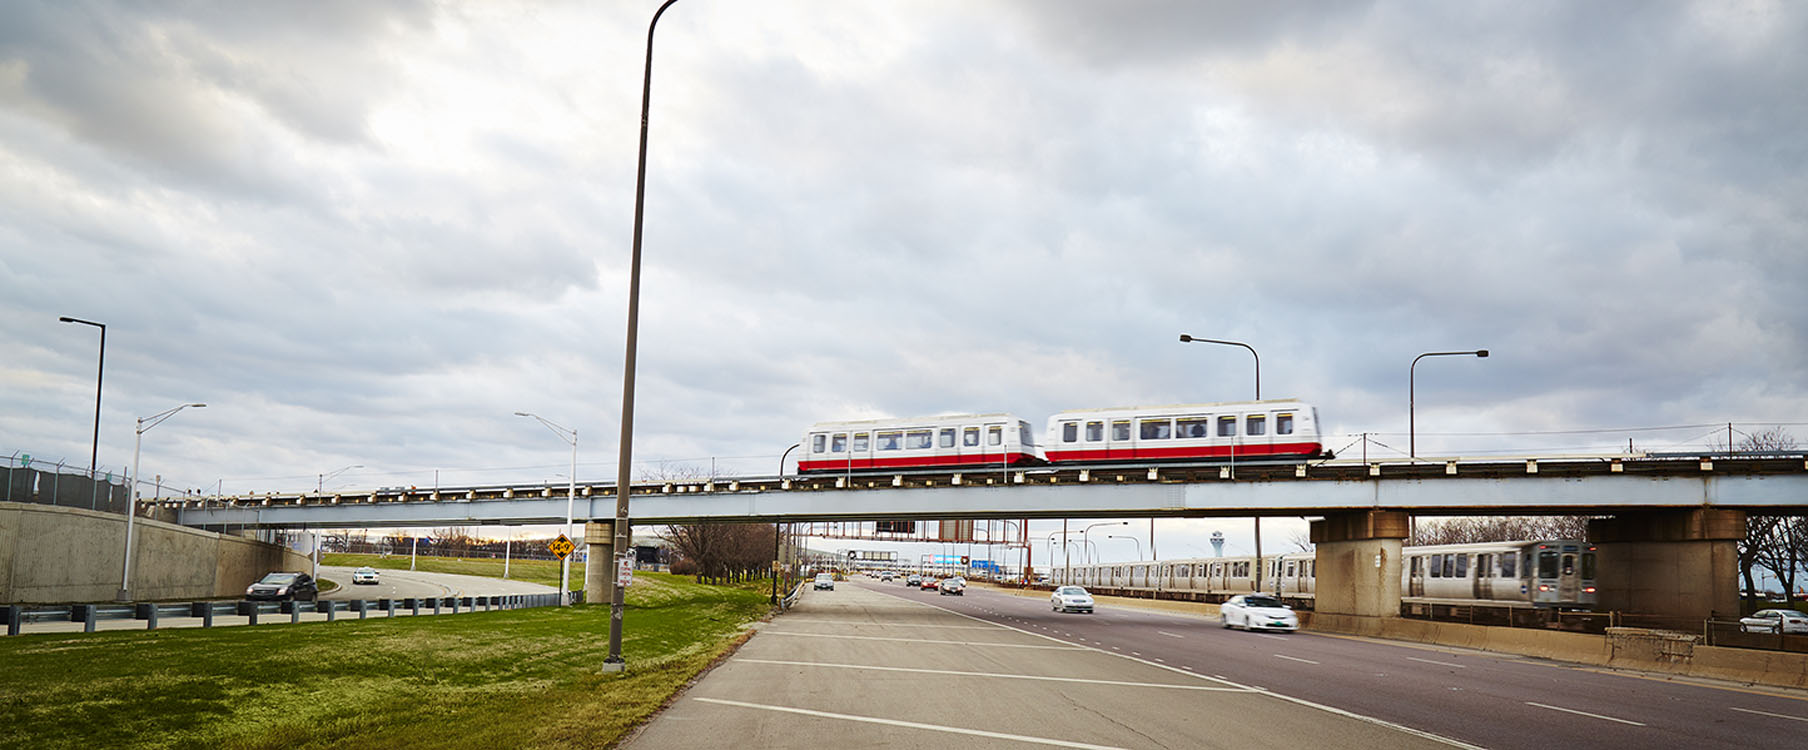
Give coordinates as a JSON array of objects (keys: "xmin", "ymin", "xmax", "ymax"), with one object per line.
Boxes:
[
  {"xmin": 0, "ymin": 572, "xmax": 772, "ymax": 750},
  {"xmin": 322, "ymin": 552, "xmax": 578, "ymax": 592}
]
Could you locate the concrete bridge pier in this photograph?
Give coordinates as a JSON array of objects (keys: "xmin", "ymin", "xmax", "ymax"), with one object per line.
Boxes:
[
  {"xmin": 584, "ymin": 520, "xmax": 617, "ymax": 606},
  {"xmin": 1588, "ymin": 509, "xmax": 1745, "ymax": 621},
  {"xmin": 1309, "ymin": 510, "xmax": 1408, "ymax": 619}
]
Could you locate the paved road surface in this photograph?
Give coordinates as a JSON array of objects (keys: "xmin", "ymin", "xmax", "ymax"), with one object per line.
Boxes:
[{"xmin": 624, "ymin": 581, "xmax": 1468, "ymax": 749}]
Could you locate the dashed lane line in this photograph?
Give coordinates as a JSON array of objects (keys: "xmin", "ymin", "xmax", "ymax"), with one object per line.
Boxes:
[
  {"xmin": 1406, "ymin": 657, "xmax": 1468, "ymax": 669},
  {"xmin": 1156, "ymin": 631, "xmax": 1185, "ymax": 639},
  {"xmin": 692, "ymin": 698, "xmax": 1130, "ymax": 750},
  {"xmin": 735, "ymin": 659, "xmax": 1256, "ymax": 692},
  {"xmin": 1274, "ymin": 654, "xmax": 1320, "ymax": 665},
  {"xmin": 1730, "ymin": 707, "xmax": 1808, "ymax": 723},
  {"xmin": 763, "ymin": 631, "xmax": 1086, "ymax": 650},
  {"xmin": 1525, "ymin": 702, "xmax": 1646, "ymax": 726}
]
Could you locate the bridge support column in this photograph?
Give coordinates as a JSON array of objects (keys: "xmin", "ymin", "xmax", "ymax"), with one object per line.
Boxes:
[
  {"xmin": 1588, "ymin": 509, "xmax": 1744, "ymax": 622},
  {"xmin": 1309, "ymin": 511, "xmax": 1408, "ymax": 619},
  {"xmin": 585, "ymin": 520, "xmax": 616, "ymax": 606}
]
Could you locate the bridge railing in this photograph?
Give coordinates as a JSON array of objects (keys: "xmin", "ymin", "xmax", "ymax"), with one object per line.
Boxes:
[{"xmin": 3, "ymin": 592, "xmax": 574, "ymax": 636}]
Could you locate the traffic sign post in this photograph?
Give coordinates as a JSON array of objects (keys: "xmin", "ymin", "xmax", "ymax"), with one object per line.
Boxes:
[
  {"xmin": 617, "ymin": 555, "xmax": 633, "ymax": 588},
  {"xmin": 550, "ymin": 534, "xmax": 575, "ymax": 561}
]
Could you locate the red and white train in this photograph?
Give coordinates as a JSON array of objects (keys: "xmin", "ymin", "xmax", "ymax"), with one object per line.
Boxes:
[{"xmin": 797, "ymin": 399, "xmax": 1325, "ymax": 474}]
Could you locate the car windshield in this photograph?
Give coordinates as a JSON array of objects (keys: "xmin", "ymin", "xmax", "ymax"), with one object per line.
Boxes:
[
  {"xmin": 356, "ymin": 567, "xmax": 374, "ymax": 573},
  {"xmin": 1057, "ymin": 587, "xmax": 1088, "ymax": 596},
  {"xmin": 258, "ymin": 573, "xmax": 299, "ymax": 584},
  {"xmin": 814, "ymin": 574, "xmax": 831, "ymax": 580},
  {"xmin": 1244, "ymin": 596, "xmax": 1285, "ymax": 608}
]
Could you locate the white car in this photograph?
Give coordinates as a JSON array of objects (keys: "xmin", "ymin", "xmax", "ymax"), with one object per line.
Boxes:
[
  {"xmin": 1740, "ymin": 608, "xmax": 1808, "ymax": 634},
  {"xmin": 1050, "ymin": 586, "xmax": 1094, "ymax": 614},
  {"xmin": 1221, "ymin": 594, "xmax": 1298, "ymax": 632},
  {"xmin": 813, "ymin": 573, "xmax": 835, "ymax": 590},
  {"xmin": 351, "ymin": 566, "xmax": 380, "ymax": 585},
  {"xmin": 938, "ymin": 576, "xmax": 966, "ymax": 596}
]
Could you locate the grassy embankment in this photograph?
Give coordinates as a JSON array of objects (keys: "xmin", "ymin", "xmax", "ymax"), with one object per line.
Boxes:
[{"xmin": 0, "ymin": 568, "xmax": 772, "ymax": 750}]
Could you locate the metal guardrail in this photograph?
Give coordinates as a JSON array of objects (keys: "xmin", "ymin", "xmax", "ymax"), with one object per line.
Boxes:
[
  {"xmin": 3, "ymin": 592, "xmax": 572, "ymax": 636},
  {"xmin": 781, "ymin": 581, "xmax": 806, "ymax": 610}
]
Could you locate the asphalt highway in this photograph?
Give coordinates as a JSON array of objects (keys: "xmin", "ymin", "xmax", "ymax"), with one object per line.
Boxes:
[
  {"xmin": 869, "ymin": 581, "xmax": 1808, "ymax": 749},
  {"xmin": 318, "ymin": 565, "xmax": 556, "ymax": 601},
  {"xmin": 625, "ymin": 581, "xmax": 1476, "ymax": 750}
]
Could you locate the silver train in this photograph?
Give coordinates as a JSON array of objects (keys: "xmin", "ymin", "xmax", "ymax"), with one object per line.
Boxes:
[{"xmin": 1047, "ymin": 539, "xmax": 1599, "ymax": 612}]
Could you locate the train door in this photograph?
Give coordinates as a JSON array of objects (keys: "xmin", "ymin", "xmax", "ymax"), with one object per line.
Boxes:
[
  {"xmin": 1108, "ymin": 419, "xmax": 1132, "ymax": 461},
  {"xmin": 1246, "ymin": 411, "xmax": 1274, "ymax": 457},
  {"xmin": 1473, "ymin": 553, "xmax": 1491, "ymax": 599},
  {"xmin": 985, "ymin": 424, "xmax": 1005, "ymax": 464},
  {"xmin": 1558, "ymin": 545, "xmax": 1581, "ymax": 602},
  {"xmin": 1579, "ymin": 546, "xmax": 1598, "ymax": 605},
  {"xmin": 1533, "ymin": 545, "xmax": 1561, "ymax": 605},
  {"xmin": 1408, "ymin": 555, "xmax": 1426, "ymax": 596}
]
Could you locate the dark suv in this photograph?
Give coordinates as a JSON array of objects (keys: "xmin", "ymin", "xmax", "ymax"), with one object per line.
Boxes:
[{"xmin": 245, "ymin": 572, "xmax": 318, "ymax": 601}]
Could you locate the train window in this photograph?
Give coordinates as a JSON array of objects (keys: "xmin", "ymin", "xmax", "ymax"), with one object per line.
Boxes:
[
  {"xmin": 963, "ymin": 427, "xmax": 980, "ymax": 447},
  {"xmin": 1286, "ymin": 561, "xmax": 1296, "ymax": 577},
  {"xmin": 876, "ymin": 431, "xmax": 902, "ymax": 451},
  {"xmin": 1580, "ymin": 551, "xmax": 1596, "ymax": 580},
  {"xmin": 1477, "ymin": 553, "xmax": 1490, "ymax": 577},
  {"xmin": 1277, "ymin": 413, "xmax": 1294, "ymax": 435},
  {"xmin": 1429, "ymin": 554, "xmax": 1443, "ymax": 578},
  {"xmin": 831, "ymin": 434, "xmax": 847, "ymax": 452},
  {"xmin": 852, "ymin": 433, "xmax": 869, "ymax": 452},
  {"xmin": 905, "ymin": 430, "xmax": 932, "ymax": 450},
  {"xmin": 939, "ymin": 429, "xmax": 955, "ymax": 448},
  {"xmin": 1139, "ymin": 419, "xmax": 1172, "ymax": 439},
  {"xmin": 1561, "ymin": 554, "xmax": 1575, "ymax": 576},
  {"xmin": 1020, "ymin": 422, "xmax": 1036, "ymax": 447},
  {"xmin": 1410, "ymin": 557, "xmax": 1422, "ymax": 576},
  {"xmin": 1113, "ymin": 420, "xmax": 1131, "ymax": 440},
  {"xmin": 1177, "ymin": 565, "xmax": 1190, "ymax": 577},
  {"xmin": 1176, "ymin": 417, "xmax": 1210, "ymax": 438},
  {"xmin": 1443, "ymin": 555, "xmax": 1456, "ymax": 578},
  {"xmin": 1500, "ymin": 553, "xmax": 1516, "ymax": 578},
  {"xmin": 1086, "ymin": 421, "xmax": 1104, "ymax": 441},
  {"xmin": 1247, "ymin": 415, "xmax": 1266, "ymax": 436},
  {"xmin": 1218, "ymin": 415, "xmax": 1238, "ymax": 437},
  {"xmin": 987, "ymin": 425, "xmax": 1003, "ymax": 446},
  {"xmin": 1455, "ymin": 554, "xmax": 1469, "ymax": 578},
  {"xmin": 812, "ymin": 434, "xmax": 826, "ymax": 453},
  {"xmin": 1309, "ymin": 561, "xmax": 1315, "ymax": 577},
  {"xmin": 1062, "ymin": 422, "xmax": 1079, "ymax": 443},
  {"xmin": 1537, "ymin": 550, "xmax": 1559, "ymax": 579}
]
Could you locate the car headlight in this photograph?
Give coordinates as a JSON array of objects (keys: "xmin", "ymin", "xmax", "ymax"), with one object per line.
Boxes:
[{"xmin": 276, "ymin": 587, "xmax": 289, "ymax": 594}]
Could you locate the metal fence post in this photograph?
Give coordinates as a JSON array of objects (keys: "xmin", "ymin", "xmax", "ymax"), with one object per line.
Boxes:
[{"xmin": 5, "ymin": 605, "xmax": 20, "ymax": 636}]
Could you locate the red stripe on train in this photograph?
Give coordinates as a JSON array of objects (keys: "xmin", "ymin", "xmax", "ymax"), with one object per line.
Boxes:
[
  {"xmin": 798, "ymin": 453, "xmax": 1026, "ymax": 473},
  {"xmin": 1043, "ymin": 443, "xmax": 1322, "ymax": 463}
]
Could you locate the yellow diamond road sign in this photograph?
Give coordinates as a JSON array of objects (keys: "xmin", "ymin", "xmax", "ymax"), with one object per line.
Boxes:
[{"xmin": 549, "ymin": 534, "xmax": 575, "ymax": 561}]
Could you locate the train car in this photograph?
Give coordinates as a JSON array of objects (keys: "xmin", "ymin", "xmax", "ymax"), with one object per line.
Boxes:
[
  {"xmin": 1043, "ymin": 399, "xmax": 1326, "ymax": 465},
  {"xmin": 797, "ymin": 413, "xmax": 1045, "ymax": 474},
  {"xmin": 1403, "ymin": 540, "xmax": 1597, "ymax": 609}
]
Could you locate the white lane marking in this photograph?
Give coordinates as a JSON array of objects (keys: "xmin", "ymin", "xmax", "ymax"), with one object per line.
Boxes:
[
  {"xmin": 763, "ymin": 631, "xmax": 1084, "ymax": 650},
  {"xmin": 1525, "ymin": 702, "xmax": 1646, "ymax": 726},
  {"xmin": 1730, "ymin": 707, "xmax": 1808, "ymax": 723},
  {"xmin": 1156, "ymin": 631, "xmax": 1185, "ymax": 639},
  {"xmin": 1407, "ymin": 657, "xmax": 1467, "ymax": 669},
  {"xmin": 1254, "ymin": 633, "xmax": 1288, "ymax": 641},
  {"xmin": 693, "ymin": 698, "xmax": 1129, "ymax": 750},
  {"xmin": 736, "ymin": 659, "xmax": 1255, "ymax": 692},
  {"xmin": 906, "ymin": 596, "xmax": 1482, "ymax": 749},
  {"xmin": 780, "ymin": 620, "xmax": 1007, "ymax": 631},
  {"xmin": 1274, "ymin": 654, "xmax": 1320, "ymax": 665}
]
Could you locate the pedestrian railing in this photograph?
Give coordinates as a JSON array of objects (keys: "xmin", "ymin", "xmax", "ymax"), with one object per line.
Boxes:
[{"xmin": 3, "ymin": 592, "xmax": 571, "ymax": 636}]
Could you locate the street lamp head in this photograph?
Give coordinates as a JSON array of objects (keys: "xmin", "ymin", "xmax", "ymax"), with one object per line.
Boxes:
[
  {"xmin": 1178, "ymin": 334, "xmax": 1193, "ymax": 342},
  {"xmin": 59, "ymin": 316, "xmax": 75, "ymax": 323},
  {"xmin": 514, "ymin": 411, "xmax": 532, "ymax": 417},
  {"xmin": 1475, "ymin": 350, "xmax": 1489, "ymax": 358},
  {"xmin": 190, "ymin": 403, "xmax": 206, "ymax": 408}
]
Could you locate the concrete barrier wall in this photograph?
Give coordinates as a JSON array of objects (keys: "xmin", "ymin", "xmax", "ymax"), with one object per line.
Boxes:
[
  {"xmin": 0, "ymin": 502, "xmax": 310, "ymax": 603},
  {"xmin": 1311, "ymin": 613, "xmax": 1808, "ymax": 689}
]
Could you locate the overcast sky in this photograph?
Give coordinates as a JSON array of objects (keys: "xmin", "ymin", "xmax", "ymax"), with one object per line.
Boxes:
[{"xmin": 3, "ymin": 1, "xmax": 1804, "ymax": 563}]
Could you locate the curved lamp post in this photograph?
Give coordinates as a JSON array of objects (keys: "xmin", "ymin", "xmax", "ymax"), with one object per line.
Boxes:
[
  {"xmin": 1179, "ymin": 334, "xmax": 1259, "ymax": 400},
  {"xmin": 122, "ymin": 402, "xmax": 204, "ymax": 601},
  {"xmin": 517, "ymin": 412, "xmax": 577, "ymax": 605},
  {"xmin": 58, "ymin": 317, "xmax": 105, "ymax": 500},
  {"xmin": 1107, "ymin": 534, "xmax": 1143, "ymax": 561},
  {"xmin": 1410, "ymin": 349, "xmax": 1489, "ymax": 458},
  {"xmin": 611, "ymin": 0, "xmax": 682, "ymax": 673},
  {"xmin": 1083, "ymin": 521, "xmax": 1128, "ymax": 565}
]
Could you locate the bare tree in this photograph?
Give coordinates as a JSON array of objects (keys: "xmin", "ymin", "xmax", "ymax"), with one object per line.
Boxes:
[
  {"xmin": 1714, "ymin": 428, "xmax": 1801, "ymax": 605},
  {"xmin": 1408, "ymin": 516, "xmax": 1594, "ymax": 546}
]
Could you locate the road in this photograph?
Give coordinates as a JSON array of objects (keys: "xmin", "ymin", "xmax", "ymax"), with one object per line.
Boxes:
[
  {"xmin": 627, "ymin": 579, "xmax": 1808, "ymax": 749},
  {"xmin": 318, "ymin": 565, "xmax": 557, "ymax": 601}
]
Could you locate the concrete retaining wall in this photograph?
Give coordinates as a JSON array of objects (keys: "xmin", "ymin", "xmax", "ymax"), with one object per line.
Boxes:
[
  {"xmin": 1311, "ymin": 613, "xmax": 1808, "ymax": 689},
  {"xmin": 0, "ymin": 502, "xmax": 310, "ymax": 603}
]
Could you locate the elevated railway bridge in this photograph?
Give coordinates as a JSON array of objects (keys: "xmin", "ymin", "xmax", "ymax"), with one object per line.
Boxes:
[{"xmin": 156, "ymin": 453, "xmax": 1808, "ymax": 624}]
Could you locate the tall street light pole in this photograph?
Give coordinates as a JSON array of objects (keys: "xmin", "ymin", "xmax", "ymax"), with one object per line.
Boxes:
[
  {"xmin": 122, "ymin": 402, "xmax": 204, "ymax": 601},
  {"xmin": 1083, "ymin": 521, "xmax": 1127, "ymax": 565},
  {"xmin": 517, "ymin": 412, "xmax": 577, "ymax": 605},
  {"xmin": 1410, "ymin": 349, "xmax": 1490, "ymax": 458},
  {"xmin": 58, "ymin": 317, "xmax": 105, "ymax": 501},
  {"xmin": 611, "ymin": 0, "xmax": 681, "ymax": 673},
  {"xmin": 1179, "ymin": 334, "xmax": 1259, "ymax": 400}
]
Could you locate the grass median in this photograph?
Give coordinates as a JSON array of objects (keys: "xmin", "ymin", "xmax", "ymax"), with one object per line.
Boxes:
[
  {"xmin": 0, "ymin": 571, "xmax": 773, "ymax": 749},
  {"xmin": 322, "ymin": 551, "xmax": 574, "ymax": 592}
]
